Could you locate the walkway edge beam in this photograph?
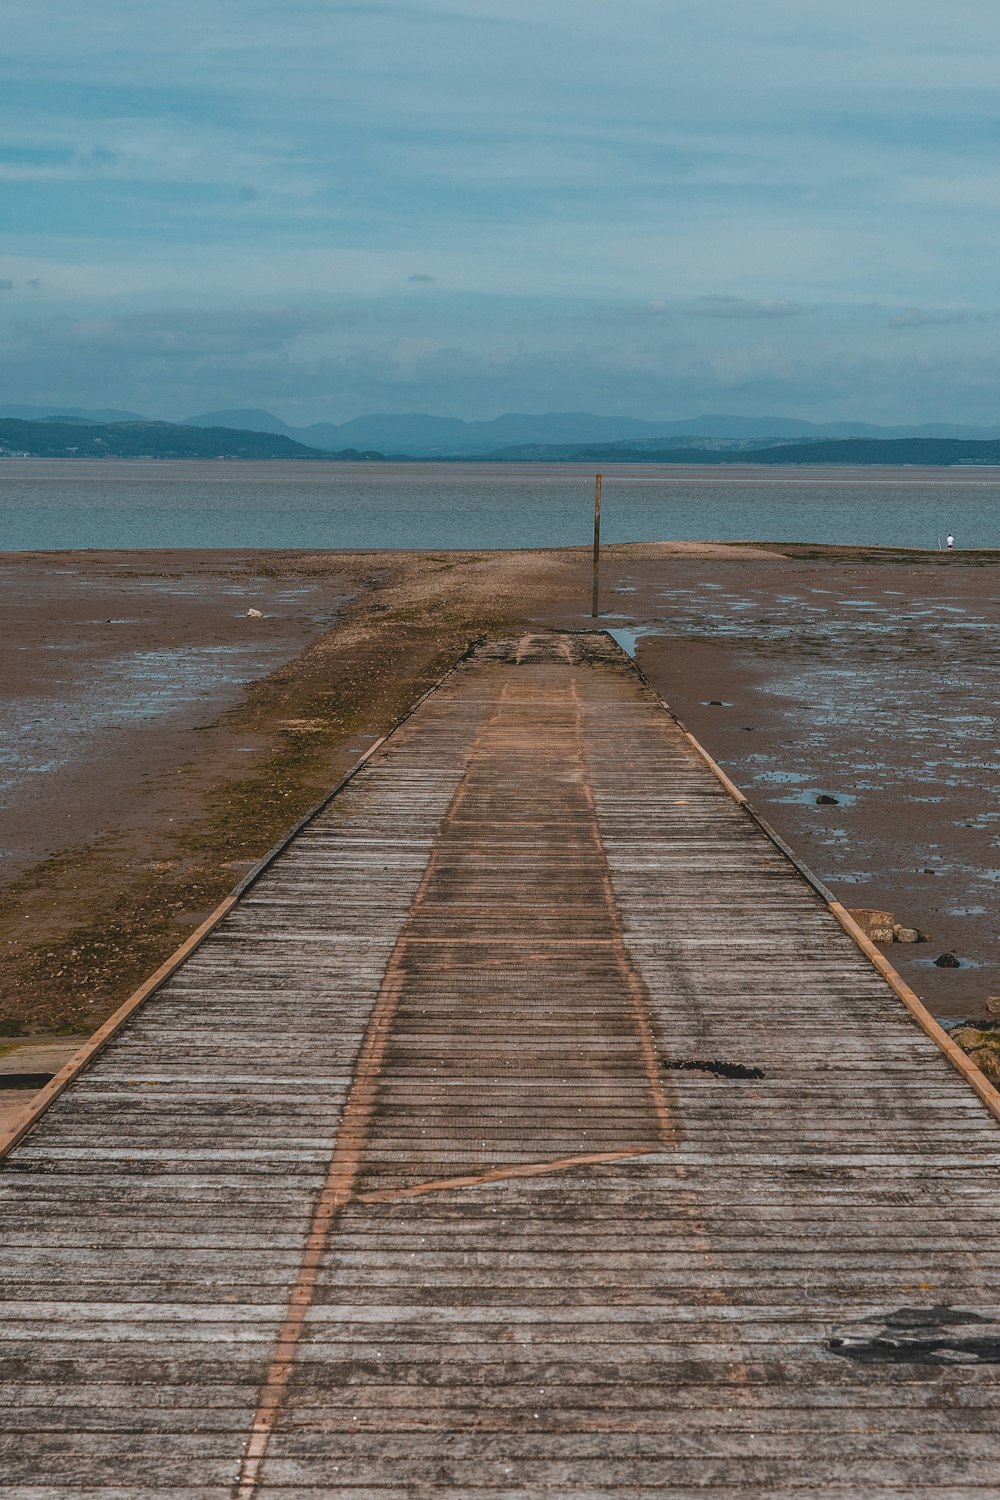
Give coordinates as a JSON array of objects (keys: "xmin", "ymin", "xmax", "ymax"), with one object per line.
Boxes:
[
  {"xmin": 621, "ymin": 637, "xmax": 1000, "ymax": 1130},
  {"xmin": 0, "ymin": 639, "xmax": 481, "ymax": 1162}
]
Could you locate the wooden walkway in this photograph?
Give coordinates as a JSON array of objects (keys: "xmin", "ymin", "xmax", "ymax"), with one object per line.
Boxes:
[{"xmin": 2, "ymin": 630, "xmax": 999, "ymax": 1498}]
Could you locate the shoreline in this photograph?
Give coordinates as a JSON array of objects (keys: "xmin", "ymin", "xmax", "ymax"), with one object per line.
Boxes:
[
  {"xmin": 6, "ymin": 457, "xmax": 1000, "ymax": 485},
  {"xmin": 7, "ymin": 538, "xmax": 1000, "ymax": 565}
]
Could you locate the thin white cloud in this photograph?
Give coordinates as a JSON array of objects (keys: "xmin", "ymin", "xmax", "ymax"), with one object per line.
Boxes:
[
  {"xmin": 683, "ymin": 296, "xmax": 810, "ymax": 320},
  {"xmin": 889, "ymin": 307, "xmax": 993, "ymax": 328}
]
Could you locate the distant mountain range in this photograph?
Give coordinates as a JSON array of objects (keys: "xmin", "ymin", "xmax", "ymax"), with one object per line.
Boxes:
[
  {"xmin": 178, "ymin": 407, "xmax": 1000, "ymax": 456},
  {"xmin": 0, "ymin": 403, "xmax": 148, "ymax": 424},
  {"xmin": 518, "ymin": 437, "xmax": 1000, "ymax": 466},
  {"xmin": 4, "ymin": 407, "xmax": 1000, "ymax": 466},
  {"xmin": 0, "ymin": 418, "xmax": 361, "ymax": 461}
]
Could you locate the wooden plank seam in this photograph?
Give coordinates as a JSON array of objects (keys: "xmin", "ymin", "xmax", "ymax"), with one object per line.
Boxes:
[
  {"xmin": 232, "ymin": 676, "xmax": 521, "ymax": 1494},
  {"xmin": 569, "ymin": 678, "xmax": 675, "ymax": 1146},
  {"xmin": 353, "ymin": 1148, "xmax": 658, "ymax": 1204}
]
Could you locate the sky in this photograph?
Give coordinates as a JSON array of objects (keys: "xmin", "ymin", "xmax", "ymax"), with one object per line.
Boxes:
[{"xmin": 3, "ymin": 0, "xmax": 1000, "ymax": 425}]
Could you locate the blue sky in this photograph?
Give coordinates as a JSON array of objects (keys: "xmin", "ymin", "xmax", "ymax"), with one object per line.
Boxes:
[{"xmin": 3, "ymin": 0, "xmax": 1000, "ymax": 423}]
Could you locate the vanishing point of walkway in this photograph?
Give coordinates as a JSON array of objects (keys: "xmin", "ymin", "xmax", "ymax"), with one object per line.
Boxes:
[{"xmin": 2, "ymin": 632, "xmax": 999, "ymax": 1496}]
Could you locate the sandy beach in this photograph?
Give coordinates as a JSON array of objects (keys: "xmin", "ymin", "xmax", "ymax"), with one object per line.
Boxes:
[{"xmin": 1, "ymin": 540, "xmax": 997, "ymax": 1058}]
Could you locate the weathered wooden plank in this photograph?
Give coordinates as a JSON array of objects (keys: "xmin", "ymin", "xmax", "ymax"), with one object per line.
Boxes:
[{"xmin": 2, "ymin": 631, "xmax": 999, "ymax": 1497}]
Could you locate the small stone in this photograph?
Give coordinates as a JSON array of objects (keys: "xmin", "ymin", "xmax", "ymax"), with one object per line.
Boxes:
[
  {"xmin": 848, "ymin": 908, "xmax": 895, "ymax": 943},
  {"xmin": 246, "ymin": 608, "xmax": 263, "ymax": 618},
  {"xmin": 986, "ymin": 996, "xmax": 1000, "ymax": 1017},
  {"xmin": 922, "ymin": 867, "xmax": 937, "ymax": 875},
  {"xmin": 816, "ymin": 794, "xmax": 839, "ymax": 805},
  {"xmin": 934, "ymin": 952, "xmax": 961, "ymax": 968},
  {"xmin": 707, "ymin": 699, "xmax": 724, "ymax": 706},
  {"xmin": 893, "ymin": 925, "xmax": 921, "ymax": 944}
]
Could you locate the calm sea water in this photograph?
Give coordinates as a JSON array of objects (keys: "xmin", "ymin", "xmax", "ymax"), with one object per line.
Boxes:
[{"xmin": 2, "ymin": 461, "xmax": 999, "ymax": 550}]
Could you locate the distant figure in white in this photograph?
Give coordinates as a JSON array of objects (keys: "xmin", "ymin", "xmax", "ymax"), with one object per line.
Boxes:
[{"xmin": 946, "ymin": 533, "xmax": 955, "ymax": 550}]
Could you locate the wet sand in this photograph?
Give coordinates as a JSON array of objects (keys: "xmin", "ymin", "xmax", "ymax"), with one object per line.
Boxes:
[
  {"xmin": 0, "ymin": 550, "xmax": 350, "ymax": 879},
  {"xmin": 0, "ymin": 540, "xmax": 997, "ymax": 1043}
]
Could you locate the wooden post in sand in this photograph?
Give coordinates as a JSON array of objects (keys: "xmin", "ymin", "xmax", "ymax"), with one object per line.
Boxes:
[{"xmin": 591, "ymin": 473, "xmax": 602, "ymax": 618}]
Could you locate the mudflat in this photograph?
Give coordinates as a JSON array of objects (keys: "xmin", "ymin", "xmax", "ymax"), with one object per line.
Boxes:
[
  {"xmin": 0, "ymin": 549, "xmax": 351, "ymax": 881},
  {"xmin": 0, "ymin": 540, "xmax": 996, "ymax": 1049}
]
